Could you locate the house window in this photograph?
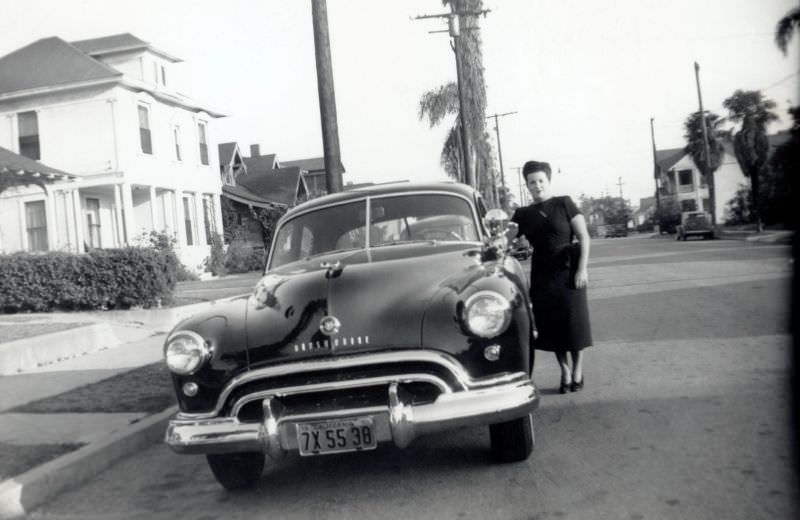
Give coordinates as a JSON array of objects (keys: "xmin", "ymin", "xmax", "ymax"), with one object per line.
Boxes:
[
  {"xmin": 138, "ymin": 105, "xmax": 152, "ymax": 154},
  {"xmin": 680, "ymin": 199, "xmax": 697, "ymax": 212},
  {"xmin": 677, "ymin": 169, "xmax": 693, "ymax": 193},
  {"xmin": 173, "ymin": 126, "xmax": 182, "ymax": 161},
  {"xmin": 203, "ymin": 196, "xmax": 214, "ymax": 245},
  {"xmin": 183, "ymin": 196, "xmax": 194, "ymax": 246},
  {"xmin": 18, "ymin": 111, "xmax": 40, "ymax": 160},
  {"xmin": 198, "ymin": 122, "xmax": 209, "ymax": 165},
  {"xmin": 25, "ymin": 200, "xmax": 48, "ymax": 251},
  {"xmin": 161, "ymin": 66, "xmax": 167, "ymax": 86},
  {"xmin": 85, "ymin": 197, "xmax": 101, "ymax": 248}
]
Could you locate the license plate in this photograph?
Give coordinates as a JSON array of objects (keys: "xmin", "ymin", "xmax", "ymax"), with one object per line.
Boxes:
[{"xmin": 296, "ymin": 416, "xmax": 377, "ymax": 456}]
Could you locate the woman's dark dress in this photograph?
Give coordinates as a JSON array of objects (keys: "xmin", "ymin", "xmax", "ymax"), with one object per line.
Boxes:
[{"xmin": 511, "ymin": 196, "xmax": 593, "ymax": 353}]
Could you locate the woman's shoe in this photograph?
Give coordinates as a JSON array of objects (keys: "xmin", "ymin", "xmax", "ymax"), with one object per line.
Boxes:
[
  {"xmin": 570, "ymin": 378, "xmax": 584, "ymax": 392},
  {"xmin": 559, "ymin": 380, "xmax": 570, "ymax": 394}
]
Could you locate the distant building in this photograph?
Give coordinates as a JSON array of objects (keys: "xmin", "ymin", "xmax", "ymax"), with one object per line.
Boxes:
[
  {"xmin": 217, "ymin": 143, "xmax": 316, "ymax": 251},
  {"xmin": 654, "ymin": 132, "xmax": 790, "ymax": 223},
  {"xmin": 0, "ymin": 33, "xmax": 224, "ymax": 270},
  {"xmin": 632, "ymin": 196, "xmax": 656, "ymax": 227}
]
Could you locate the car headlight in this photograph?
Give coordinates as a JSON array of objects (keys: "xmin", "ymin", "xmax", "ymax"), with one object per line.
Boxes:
[
  {"xmin": 464, "ymin": 290, "xmax": 512, "ymax": 338},
  {"xmin": 165, "ymin": 331, "xmax": 212, "ymax": 375}
]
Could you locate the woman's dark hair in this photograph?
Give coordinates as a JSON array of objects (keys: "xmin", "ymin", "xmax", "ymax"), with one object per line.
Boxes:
[{"xmin": 522, "ymin": 160, "xmax": 552, "ymax": 181}]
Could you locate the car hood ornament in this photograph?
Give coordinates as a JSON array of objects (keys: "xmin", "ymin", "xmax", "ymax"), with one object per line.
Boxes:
[{"xmin": 319, "ymin": 315, "xmax": 341, "ymax": 336}]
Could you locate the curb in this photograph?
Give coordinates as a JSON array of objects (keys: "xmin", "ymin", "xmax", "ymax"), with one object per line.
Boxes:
[
  {"xmin": 0, "ymin": 405, "xmax": 177, "ymax": 519},
  {"xmin": 0, "ymin": 322, "xmax": 155, "ymax": 376}
]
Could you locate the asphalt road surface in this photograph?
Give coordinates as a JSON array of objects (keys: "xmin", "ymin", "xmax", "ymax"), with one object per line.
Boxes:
[{"xmin": 31, "ymin": 236, "xmax": 797, "ymax": 520}]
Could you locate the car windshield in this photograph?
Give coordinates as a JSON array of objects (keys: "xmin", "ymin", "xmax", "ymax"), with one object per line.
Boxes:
[{"xmin": 269, "ymin": 193, "xmax": 480, "ymax": 269}]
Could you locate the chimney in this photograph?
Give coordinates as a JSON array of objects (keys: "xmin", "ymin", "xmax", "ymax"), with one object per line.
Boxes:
[{"xmin": 250, "ymin": 144, "xmax": 260, "ymax": 157}]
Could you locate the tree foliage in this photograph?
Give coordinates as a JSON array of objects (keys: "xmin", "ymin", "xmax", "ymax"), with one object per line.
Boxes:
[
  {"xmin": 722, "ymin": 89, "xmax": 778, "ymax": 231},
  {"xmin": 683, "ymin": 110, "xmax": 727, "ymax": 224},
  {"xmin": 775, "ymin": 6, "xmax": 800, "ymax": 55},
  {"xmin": 764, "ymin": 106, "xmax": 800, "ymax": 225},
  {"xmin": 418, "ymin": 0, "xmax": 497, "ymax": 205}
]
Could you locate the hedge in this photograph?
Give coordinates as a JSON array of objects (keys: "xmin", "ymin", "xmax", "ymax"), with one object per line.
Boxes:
[{"xmin": 0, "ymin": 247, "xmax": 178, "ymax": 312}]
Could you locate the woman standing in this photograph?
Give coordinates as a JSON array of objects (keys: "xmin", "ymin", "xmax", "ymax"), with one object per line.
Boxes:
[{"xmin": 507, "ymin": 160, "xmax": 593, "ymax": 393}]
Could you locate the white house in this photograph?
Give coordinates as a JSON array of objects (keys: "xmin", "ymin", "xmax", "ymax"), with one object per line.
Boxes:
[
  {"xmin": 0, "ymin": 33, "xmax": 224, "ymax": 270},
  {"xmin": 655, "ymin": 145, "xmax": 743, "ymax": 223}
]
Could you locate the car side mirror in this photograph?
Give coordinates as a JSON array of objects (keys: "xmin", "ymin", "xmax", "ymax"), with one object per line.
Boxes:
[
  {"xmin": 483, "ymin": 209, "xmax": 509, "ymax": 237},
  {"xmin": 482, "ymin": 209, "xmax": 510, "ymax": 261}
]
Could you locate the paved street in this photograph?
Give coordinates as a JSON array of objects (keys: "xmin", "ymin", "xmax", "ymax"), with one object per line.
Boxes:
[{"xmin": 30, "ymin": 236, "xmax": 796, "ymax": 520}]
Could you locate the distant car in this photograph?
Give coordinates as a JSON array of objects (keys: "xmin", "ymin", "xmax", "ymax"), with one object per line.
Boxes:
[
  {"xmin": 163, "ymin": 182, "xmax": 540, "ymax": 490},
  {"xmin": 604, "ymin": 224, "xmax": 628, "ymax": 238},
  {"xmin": 676, "ymin": 211, "xmax": 714, "ymax": 240}
]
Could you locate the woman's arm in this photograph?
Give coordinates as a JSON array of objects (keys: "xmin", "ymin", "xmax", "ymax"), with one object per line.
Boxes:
[{"xmin": 570, "ymin": 214, "xmax": 590, "ymax": 289}]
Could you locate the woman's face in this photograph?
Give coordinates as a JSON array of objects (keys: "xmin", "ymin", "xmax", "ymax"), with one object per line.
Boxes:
[{"xmin": 525, "ymin": 170, "xmax": 551, "ymax": 203}]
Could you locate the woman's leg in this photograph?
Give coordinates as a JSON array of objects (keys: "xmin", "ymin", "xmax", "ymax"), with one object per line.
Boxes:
[
  {"xmin": 556, "ymin": 351, "xmax": 571, "ymax": 387},
  {"xmin": 570, "ymin": 350, "xmax": 583, "ymax": 384}
]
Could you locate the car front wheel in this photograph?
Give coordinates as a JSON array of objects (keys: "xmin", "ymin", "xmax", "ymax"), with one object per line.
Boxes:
[
  {"xmin": 490, "ymin": 413, "xmax": 534, "ymax": 463},
  {"xmin": 206, "ymin": 452, "xmax": 265, "ymax": 490}
]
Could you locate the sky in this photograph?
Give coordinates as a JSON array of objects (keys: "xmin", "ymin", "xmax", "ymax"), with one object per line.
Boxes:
[{"xmin": 1, "ymin": 0, "xmax": 798, "ymax": 207}]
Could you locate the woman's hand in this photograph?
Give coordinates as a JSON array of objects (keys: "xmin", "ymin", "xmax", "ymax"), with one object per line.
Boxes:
[{"xmin": 574, "ymin": 267, "xmax": 589, "ymax": 289}]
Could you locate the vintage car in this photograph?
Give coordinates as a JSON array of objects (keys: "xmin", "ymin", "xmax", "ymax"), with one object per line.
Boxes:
[
  {"xmin": 163, "ymin": 182, "xmax": 540, "ymax": 490},
  {"xmin": 676, "ymin": 211, "xmax": 714, "ymax": 240}
]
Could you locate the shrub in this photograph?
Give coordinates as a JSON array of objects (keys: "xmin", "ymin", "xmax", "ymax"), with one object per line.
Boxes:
[
  {"xmin": 224, "ymin": 242, "xmax": 264, "ymax": 274},
  {"xmin": 0, "ymin": 247, "xmax": 177, "ymax": 312},
  {"xmin": 204, "ymin": 233, "xmax": 227, "ymax": 276}
]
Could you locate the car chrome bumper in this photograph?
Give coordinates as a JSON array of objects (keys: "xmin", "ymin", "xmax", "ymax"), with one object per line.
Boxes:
[{"xmin": 165, "ymin": 379, "xmax": 539, "ymax": 458}]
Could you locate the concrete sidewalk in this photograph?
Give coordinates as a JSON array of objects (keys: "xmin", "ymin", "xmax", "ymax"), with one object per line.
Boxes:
[{"xmin": 0, "ymin": 294, "xmax": 248, "ymax": 518}]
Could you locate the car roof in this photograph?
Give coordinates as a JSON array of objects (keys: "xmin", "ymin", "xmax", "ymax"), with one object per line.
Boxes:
[{"xmin": 286, "ymin": 181, "xmax": 478, "ymax": 217}]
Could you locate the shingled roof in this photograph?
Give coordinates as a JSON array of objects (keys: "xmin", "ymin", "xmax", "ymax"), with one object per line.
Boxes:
[
  {"xmin": 236, "ymin": 167, "xmax": 305, "ymax": 206},
  {"xmin": 0, "ymin": 146, "xmax": 77, "ymax": 179},
  {"xmin": 71, "ymin": 33, "xmax": 181, "ymax": 62},
  {"xmin": 654, "ymin": 147, "xmax": 686, "ymax": 172},
  {"xmin": 0, "ymin": 37, "xmax": 121, "ymax": 96},
  {"xmin": 243, "ymin": 154, "xmax": 278, "ymax": 172}
]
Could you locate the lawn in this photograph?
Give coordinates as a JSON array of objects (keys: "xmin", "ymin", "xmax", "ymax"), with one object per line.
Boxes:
[
  {"xmin": 10, "ymin": 362, "xmax": 176, "ymax": 415},
  {"xmin": 0, "ymin": 322, "xmax": 90, "ymax": 343}
]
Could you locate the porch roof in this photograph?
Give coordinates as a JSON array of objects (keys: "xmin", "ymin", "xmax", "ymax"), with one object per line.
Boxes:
[{"xmin": 0, "ymin": 146, "xmax": 80, "ymax": 181}]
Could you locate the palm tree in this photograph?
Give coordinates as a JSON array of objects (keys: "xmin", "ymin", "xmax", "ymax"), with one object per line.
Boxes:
[
  {"xmin": 419, "ymin": 82, "xmax": 463, "ymax": 181},
  {"xmin": 775, "ymin": 6, "xmax": 800, "ymax": 55},
  {"xmin": 683, "ymin": 110, "xmax": 726, "ymax": 225},
  {"xmin": 722, "ymin": 90, "xmax": 778, "ymax": 232},
  {"xmin": 418, "ymin": 0, "xmax": 496, "ymax": 205}
]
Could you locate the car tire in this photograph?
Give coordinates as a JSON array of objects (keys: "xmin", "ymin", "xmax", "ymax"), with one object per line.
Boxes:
[
  {"xmin": 206, "ymin": 452, "xmax": 265, "ymax": 490},
  {"xmin": 490, "ymin": 413, "xmax": 534, "ymax": 463}
]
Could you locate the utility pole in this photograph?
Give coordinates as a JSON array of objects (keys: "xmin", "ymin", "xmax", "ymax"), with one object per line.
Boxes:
[
  {"xmin": 694, "ymin": 61, "xmax": 716, "ymax": 226},
  {"xmin": 650, "ymin": 117, "xmax": 661, "ymax": 214},
  {"xmin": 617, "ymin": 176, "xmax": 625, "ymax": 200},
  {"xmin": 413, "ymin": 6, "xmax": 490, "ymax": 189},
  {"xmin": 510, "ymin": 166, "xmax": 525, "ymax": 206},
  {"xmin": 311, "ymin": 0, "xmax": 343, "ymax": 193},
  {"xmin": 486, "ymin": 111, "xmax": 516, "ymax": 209}
]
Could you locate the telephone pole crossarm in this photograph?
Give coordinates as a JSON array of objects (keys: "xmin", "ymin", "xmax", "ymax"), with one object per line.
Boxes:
[{"xmin": 412, "ymin": 9, "xmax": 491, "ymax": 21}]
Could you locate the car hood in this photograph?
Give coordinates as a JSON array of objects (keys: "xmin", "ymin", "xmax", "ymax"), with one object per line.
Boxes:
[{"xmin": 245, "ymin": 243, "xmax": 482, "ymax": 367}]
